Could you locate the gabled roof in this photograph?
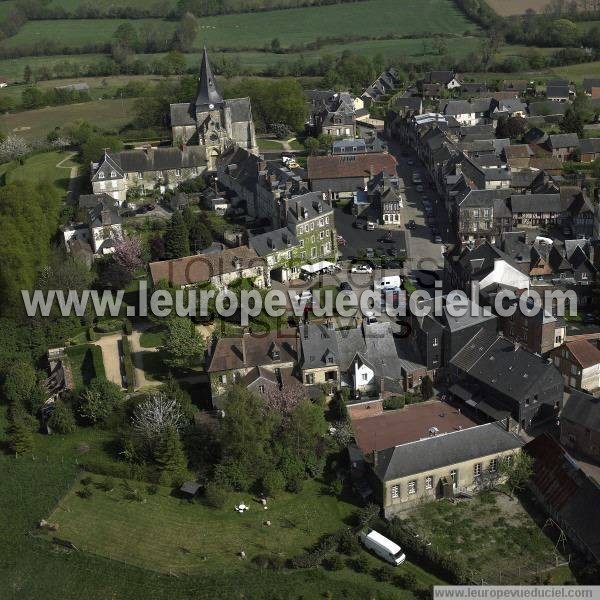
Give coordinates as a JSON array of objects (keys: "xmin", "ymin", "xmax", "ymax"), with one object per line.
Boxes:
[
  {"xmin": 579, "ymin": 138, "xmax": 600, "ymax": 154},
  {"xmin": 374, "ymin": 422, "xmax": 522, "ymax": 482},
  {"xmin": 525, "ymin": 434, "xmax": 600, "ymax": 562},
  {"xmin": 249, "ymin": 227, "xmax": 298, "ymax": 256},
  {"xmin": 562, "ymin": 389, "xmax": 600, "ymax": 430},
  {"xmin": 450, "ymin": 330, "xmax": 563, "ymax": 402},
  {"xmin": 548, "ymin": 133, "xmax": 579, "ymax": 149},
  {"xmin": 207, "ymin": 329, "xmax": 298, "ymax": 372},
  {"xmin": 564, "ymin": 340, "xmax": 600, "ymax": 370},
  {"xmin": 149, "ymin": 246, "xmax": 263, "ymax": 287}
]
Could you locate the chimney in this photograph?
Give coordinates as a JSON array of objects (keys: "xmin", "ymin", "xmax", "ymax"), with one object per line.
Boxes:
[
  {"xmin": 100, "ymin": 210, "xmax": 111, "ymax": 226},
  {"xmin": 369, "ymin": 164, "xmax": 374, "ymax": 178},
  {"xmin": 372, "ymin": 449, "xmax": 378, "ymax": 467},
  {"xmin": 296, "ymin": 201, "xmax": 302, "ymax": 220}
]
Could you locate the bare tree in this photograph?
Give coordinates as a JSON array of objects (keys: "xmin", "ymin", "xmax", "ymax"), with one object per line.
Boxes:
[{"xmin": 131, "ymin": 391, "xmax": 184, "ymax": 449}]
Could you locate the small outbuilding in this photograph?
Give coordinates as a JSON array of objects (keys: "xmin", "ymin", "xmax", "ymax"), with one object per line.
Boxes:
[{"xmin": 180, "ymin": 481, "xmax": 202, "ymax": 498}]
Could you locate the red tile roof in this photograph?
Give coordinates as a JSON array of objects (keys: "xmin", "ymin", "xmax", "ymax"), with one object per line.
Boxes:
[
  {"xmin": 308, "ymin": 153, "xmax": 397, "ymax": 181},
  {"xmin": 566, "ymin": 339, "xmax": 600, "ymax": 369}
]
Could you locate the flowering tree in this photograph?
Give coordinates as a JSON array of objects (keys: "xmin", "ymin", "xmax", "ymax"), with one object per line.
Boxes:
[
  {"xmin": 0, "ymin": 134, "xmax": 29, "ymax": 163},
  {"xmin": 131, "ymin": 391, "xmax": 184, "ymax": 450},
  {"xmin": 113, "ymin": 235, "xmax": 144, "ymax": 274}
]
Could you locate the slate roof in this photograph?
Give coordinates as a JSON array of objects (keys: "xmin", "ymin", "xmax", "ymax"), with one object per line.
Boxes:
[
  {"xmin": 78, "ymin": 193, "xmax": 115, "ymax": 210},
  {"xmin": 562, "ymin": 390, "xmax": 600, "ymax": 431},
  {"xmin": 117, "ymin": 147, "xmax": 206, "ymax": 173},
  {"xmin": 287, "ymin": 191, "xmax": 333, "ymax": 224},
  {"xmin": 299, "ymin": 322, "xmax": 339, "ymax": 370},
  {"xmin": 442, "ymin": 100, "xmax": 474, "ymax": 116},
  {"xmin": 207, "ymin": 329, "xmax": 298, "ymax": 372},
  {"xmin": 579, "ymin": 138, "xmax": 600, "ymax": 154},
  {"xmin": 307, "ymin": 153, "xmax": 396, "ymax": 180},
  {"xmin": 458, "ymin": 188, "xmax": 512, "ymax": 208},
  {"xmin": 373, "ymin": 422, "xmax": 522, "ymax": 481},
  {"xmin": 510, "ymin": 194, "xmax": 563, "ymax": 213},
  {"xmin": 546, "ymin": 85, "xmax": 570, "ymax": 99},
  {"xmin": 87, "ymin": 204, "xmax": 121, "ymax": 228},
  {"xmin": 195, "ymin": 47, "xmax": 223, "ymax": 108},
  {"xmin": 249, "ymin": 227, "xmax": 298, "ymax": 256},
  {"xmin": 149, "ymin": 246, "xmax": 264, "ymax": 286},
  {"xmin": 528, "ymin": 101, "xmax": 568, "ymax": 117},
  {"xmin": 548, "ymin": 133, "xmax": 579, "ymax": 149},
  {"xmin": 583, "ymin": 78, "xmax": 600, "ymax": 94},
  {"xmin": 450, "ymin": 330, "xmax": 563, "ymax": 403}
]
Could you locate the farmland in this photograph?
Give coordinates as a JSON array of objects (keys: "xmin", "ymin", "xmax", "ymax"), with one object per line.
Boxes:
[
  {"xmin": 484, "ymin": 0, "xmax": 555, "ymax": 16},
  {"xmin": 0, "ymin": 98, "xmax": 138, "ymax": 140},
  {"xmin": 0, "ymin": 0, "xmax": 478, "ymax": 54}
]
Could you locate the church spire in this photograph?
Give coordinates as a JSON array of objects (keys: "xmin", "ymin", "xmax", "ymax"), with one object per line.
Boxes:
[{"xmin": 195, "ymin": 47, "xmax": 223, "ymax": 109}]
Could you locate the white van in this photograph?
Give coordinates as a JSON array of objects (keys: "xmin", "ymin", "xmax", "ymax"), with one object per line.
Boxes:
[
  {"xmin": 360, "ymin": 529, "xmax": 406, "ymax": 566},
  {"xmin": 366, "ymin": 221, "xmax": 376, "ymax": 231},
  {"xmin": 374, "ymin": 275, "xmax": 402, "ymax": 291}
]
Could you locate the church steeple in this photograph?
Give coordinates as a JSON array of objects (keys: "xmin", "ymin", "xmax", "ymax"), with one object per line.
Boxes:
[{"xmin": 195, "ymin": 47, "xmax": 223, "ymax": 109}]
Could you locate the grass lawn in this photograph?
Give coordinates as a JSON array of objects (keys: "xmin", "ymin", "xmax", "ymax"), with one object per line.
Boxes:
[
  {"xmin": 139, "ymin": 326, "xmax": 166, "ymax": 349},
  {"xmin": 258, "ymin": 138, "xmax": 285, "ymax": 150},
  {"xmin": 36, "ymin": 471, "xmax": 442, "ymax": 595},
  {"xmin": 0, "ymin": 150, "xmax": 76, "ymax": 193},
  {"xmin": 65, "ymin": 344, "xmax": 106, "ymax": 388},
  {"xmin": 0, "ymin": 98, "xmax": 137, "ymax": 140},
  {"xmin": 404, "ymin": 491, "xmax": 573, "ymax": 584},
  {"xmin": 141, "ymin": 350, "xmax": 170, "ymax": 382}
]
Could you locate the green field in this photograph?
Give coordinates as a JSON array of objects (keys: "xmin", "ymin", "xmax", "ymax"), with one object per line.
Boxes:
[
  {"xmin": 1, "ymin": 0, "xmax": 477, "ymax": 53},
  {"xmin": 0, "ymin": 98, "xmax": 137, "ymax": 140},
  {"xmin": 65, "ymin": 344, "xmax": 106, "ymax": 388},
  {"xmin": 0, "ymin": 150, "xmax": 76, "ymax": 192},
  {"xmin": 0, "ymin": 0, "xmax": 15, "ymax": 20},
  {"xmin": 0, "ymin": 400, "xmax": 442, "ymax": 599},
  {"xmin": 46, "ymin": 0, "xmax": 176, "ymax": 10}
]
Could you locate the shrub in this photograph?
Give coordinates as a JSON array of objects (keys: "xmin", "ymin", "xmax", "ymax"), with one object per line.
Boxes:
[
  {"xmin": 338, "ymin": 530, "xmax": 360, "ymax": 556},
  {"xmin": 204, "ymin": 481, "xmax": 228, "ymax": 508},
  {"xmin": 80, "ymin": 476, "xmax": 93, "ymax": 486},
  {"xmin": 96, "ymin": 477, "xmax": 114, "ymax": 492},
  {"xmin": 383, "ymin": 395, "xmax": 405, "ymax": 410},
  {"xmin": 87, "ymin": 326, "xmax": 97, "ymax": 341},
  {"xmin": 77, "ymin": 487, "xmax": 93, "ymax": 499},
  {"xmin": 328, "ymin": 479, "xmax": 343, "ymax": 496},
  {"xmin": 251, "ymin": 554, "xmax": 286, "ymax": 570},
  {"xmin": 47, "ymin": 400, "xmax": 76, "ymax": 434},
  {"xmin": 146, "ymin": 484, "xmax": 159, "ymax": 495},
  {"xmin": 261, "ymin": 470, "xmax": 286, "ymax": 497},
  {"xmin": 374, "ymin": 565, "xmax": 395, "ymax": 582},
  {"xmin": 122, "ymin": 318, "xmax": 133, "ymax": 335},
  {"xmin": 121, "ymin": 334, "xmax": 136, "ymax": 392},
  {"xmin": 352, "ymin": 555, "xmax": 369, "ymax": 573},
  {"xmin": 286, "ymin": 477, "xmax": 304, "ymax": 494},
  {"xmin": 96, "ymin": 319, "xmax": 123, "ymax": 333},
  {"xmin": 394, "ymin": 571, "xmax": 418, "ymax": 589},
  {"xmin": 324, "ymin": 554, "xmax": 344, "ymax": 571}
]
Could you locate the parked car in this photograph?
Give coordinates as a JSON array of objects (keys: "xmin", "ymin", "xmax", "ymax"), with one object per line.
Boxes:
[
  {"xmin": 340, "ymin": 281, "xmax": 352, "ymax": 291},
  {"xmin": 351, "ymin": 264, "xmax": 373, "ymax": 274},
  {"xmin": 366, "ymin": 221, "xmax": 376, "ymax": 231},
  {"xmin": 406, "ymin": 220, "xmax": 416, "ymax": 230},
  {"xmin": 353, "ymin": 220, "xmax": 366, "ymax": 229}
]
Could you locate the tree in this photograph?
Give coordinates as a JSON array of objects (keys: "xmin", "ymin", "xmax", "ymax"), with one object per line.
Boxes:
[
  {"xmin": 149, "ymin": 236, "xmax": 166, "ymax": 261},
  {"xmin": 164, "ymin": 210, "xmax": 190, "ymax": 259},
  {"xmin": 23, "ymin": 65, "xmax": 32, "ymax": 83},
  {"xmin": 496, "ymin": 116, "xmax": 527, "ymax": 140},
  {"xmin": 172, "ymin": 12, "xmax": 198, "ymax": 51},
  {"xmin": 77, "ymin": 379, "xmax": 124, "ymax": 424},
  {"xmin": 80, "ymin": 134, "xmax": 123, "ymax": 170},
  {"xmin": 188, "ymin": 217, "xmax": 212, "ymax": 252},
  {"xmin": 154, "ymin": 425, "xmax": 187, "ymax": 484},
  {"xmin": 113, "ymin": 236, "xmax": 144, "ymax": 275},
  {"xmin": 304, "ymin": 136, "xmax": 320, "ymax": 155},
  {"xmin": 420, "ymin": 375, "xmax": 434, "ymax": 401},
  {"xmin": 0, "ymin": 134, "xmax": 29, "ymax": 162},
  {"xmin": 48, "ymin": 400, "xmax": 76, "ymax": 434},
  {"xmin": 131, "ymin": 391, "xmax": 185, "ymax": 450},
  {"xmin": 162, "ymin": 317, "xmax": 206, "ymax": 369},
  {"xmin": 261, "ymin": 470, "xmax": 285, "ymax": 496},
  {"xmin": 501, "ymin": 452, "xmax": 533, "ymax": 495},
  {"xmin": 8, "ymin": 418, "xmax": 34, "ymax": 454},
  {"xmin": 2, "ymin": 361, "xmax": 37, "ymax": 407},
  {"xmin": 560, "ymin": 105, "xmax": 584, "ymax": 138},
  {"xmin": 21, "ymin": 86, "xmax": 45, "ymax": 110}
]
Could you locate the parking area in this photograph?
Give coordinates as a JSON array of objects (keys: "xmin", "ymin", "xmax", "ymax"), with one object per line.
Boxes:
[{"xmin": 333, "ymin": 136, "xmax": 454, "ymax": 285}]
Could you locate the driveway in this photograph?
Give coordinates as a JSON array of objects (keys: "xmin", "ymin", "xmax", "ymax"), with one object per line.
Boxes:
[
  {"xmin": 94, "ymin": 333, "xmax": 124, "ymax": 389},
  {"xmin": 129, "ymin": 323, "xmax": 161, "ymax": 391}
]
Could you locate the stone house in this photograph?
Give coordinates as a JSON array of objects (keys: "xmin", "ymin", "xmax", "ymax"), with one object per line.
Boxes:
[
  {"xmin": 306, "ymin": 90, "xmax": 356, "ymax": 137},
  {"xmin": 545, "ymin": 133, "xmax": 579, "ymax": 162},
  {"xmin": 372, "ymin": 422, "xmax": 523, "ymax": 517},
  {"xmin": 560, "ymin": 390, "xmax": 600, "ymax": 463},
  {"xmin": 148, "ymin": 245, "xmax": 268, "ymax": 290},
  {"xmin": 552, "ymin": 339, "xmax": 600, "ymax": 392},
  {"xmin": 578, "ymin": 138, "xmax": 600, "ymax": 163}
]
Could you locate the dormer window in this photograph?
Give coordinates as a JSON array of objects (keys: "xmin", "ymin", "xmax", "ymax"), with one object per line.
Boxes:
[
  {"xmin": 98, "ymin": 172, "xmax": 105, "ymax": 179},
  {"xmin": 110, "ymin": 171, "xmax": 117, "ymax": 178},
  {"xmin": 272, "ymin": 350, "xmax": 280, "ymax": 361}
]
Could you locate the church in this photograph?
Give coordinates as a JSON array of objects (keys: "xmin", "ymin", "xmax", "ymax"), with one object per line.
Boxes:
[{"xmin": 170, "ymin": 48, "xmax": 258, "ymax": 169}]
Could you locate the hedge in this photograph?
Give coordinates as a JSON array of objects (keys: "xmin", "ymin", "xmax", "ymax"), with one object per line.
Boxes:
[
  {"xmin": 87, "ymin": 326, "xmax": 97, "ymax": 342},
  {"xmin": 121, "ymin": 334, "xmax": 136, "ymax": 393},
  {"xmin": 95, "ymin": 319, "xmax": 123, "ymax": 333}
]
